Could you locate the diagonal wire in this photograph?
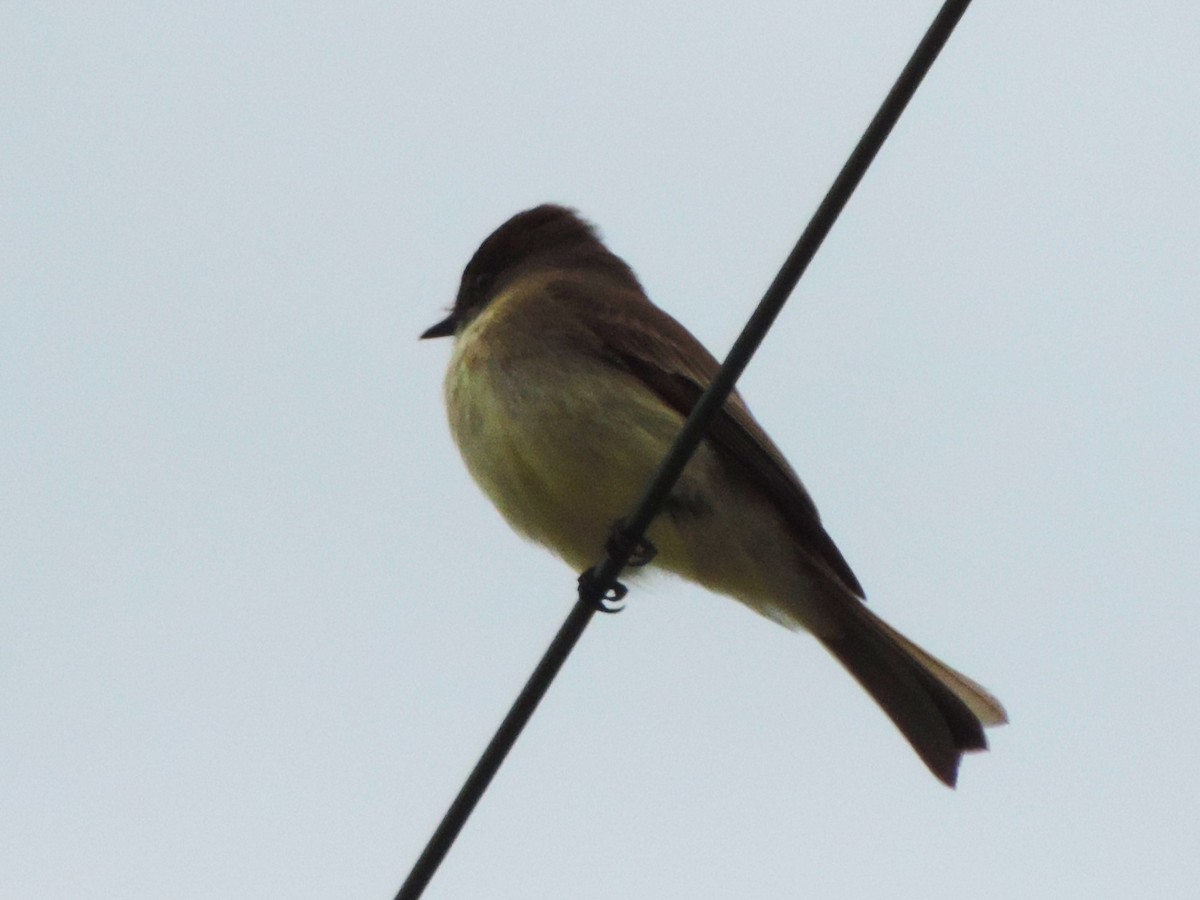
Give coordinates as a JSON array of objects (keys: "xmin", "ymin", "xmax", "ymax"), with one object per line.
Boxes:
[{"xmin": 396, "ymin": 2, "xmax": 974, "ymax": 897}]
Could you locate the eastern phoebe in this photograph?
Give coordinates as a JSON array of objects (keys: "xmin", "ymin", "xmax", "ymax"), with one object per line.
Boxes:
[{"xmin": 422, "ymin": 204, "xmax": 1006, "ymax": 786}]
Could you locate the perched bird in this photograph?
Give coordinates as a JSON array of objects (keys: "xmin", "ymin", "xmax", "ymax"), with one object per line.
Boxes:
[{"xmin": 422, "ymin": 204, "xmax": 1007, "ymax": 785}]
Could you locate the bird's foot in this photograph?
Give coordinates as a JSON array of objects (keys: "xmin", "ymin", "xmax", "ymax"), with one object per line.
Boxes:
[
  {"xmin": 606, "ymin": 518, "xmax": 657, "ymax": 568},
  {"xmin": 577, "ymin": 568, "xmax": 627, "ymax": 614}
]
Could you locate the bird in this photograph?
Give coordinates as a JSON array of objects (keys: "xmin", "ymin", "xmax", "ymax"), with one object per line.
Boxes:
[{"xmin": 421, "ymin": 204, "xmax": 1006, "ymax": 786}]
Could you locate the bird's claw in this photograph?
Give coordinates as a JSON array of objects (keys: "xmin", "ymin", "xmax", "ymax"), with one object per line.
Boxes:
[
  {"xmin": 577, "ymin": 568, "xmax": 627, "ymax": 613},
  {"xmin": 606, "ymin": 519, "xmax": 657, "ymax": 568}
]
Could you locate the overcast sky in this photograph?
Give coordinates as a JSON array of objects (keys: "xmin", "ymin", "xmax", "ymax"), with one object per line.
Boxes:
[{"xmin": 4, "ymin": 2, "xmax": 1199, "ymax": 898}]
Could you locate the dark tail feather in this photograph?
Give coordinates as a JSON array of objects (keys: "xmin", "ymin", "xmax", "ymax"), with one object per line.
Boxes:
[{"xmin": 817, "ymin": 603, "xmax": 1002, "ymax": 787}]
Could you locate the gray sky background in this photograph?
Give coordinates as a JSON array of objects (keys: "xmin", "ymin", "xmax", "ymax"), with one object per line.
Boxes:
[{"xmin": 4, "ymin": 3, "xmax": 1198, "ymax": 898}]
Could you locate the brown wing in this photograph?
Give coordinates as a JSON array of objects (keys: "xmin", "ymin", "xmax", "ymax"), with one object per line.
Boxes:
[{"xmin": 556, "ymin": 278, "xmax": 865, "ymax": 599}]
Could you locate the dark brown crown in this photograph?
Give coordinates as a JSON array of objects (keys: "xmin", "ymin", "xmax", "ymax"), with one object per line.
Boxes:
[{"xmin": 450, "ymin": 205, "xmax": 641, "ymax": 327}]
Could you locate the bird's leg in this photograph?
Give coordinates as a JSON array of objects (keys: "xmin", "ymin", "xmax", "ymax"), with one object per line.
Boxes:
[
  {"xmin": 605, "ymin": 517, "xmax": 657, "ymax": 568},
  {"xmin": 575, "ymin": 519, "xmax": 657, "ymax": 614}
]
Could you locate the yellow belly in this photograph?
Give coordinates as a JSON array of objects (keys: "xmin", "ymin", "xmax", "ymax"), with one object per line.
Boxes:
[
  {"xmin": 446, "ymin": 347, "xmax": 692, "ymax": 571},
  {"xmin": 442, "ymin": 287, "xmax": 706, "ymax": 572}
]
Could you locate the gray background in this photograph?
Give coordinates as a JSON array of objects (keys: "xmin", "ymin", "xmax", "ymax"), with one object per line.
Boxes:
[{"xmin": 4, "ymin": 2, "xmax": 1198, "ymax": 897}]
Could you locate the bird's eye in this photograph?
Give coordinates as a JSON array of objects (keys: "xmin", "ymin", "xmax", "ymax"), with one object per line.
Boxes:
[{"xmin": 472, "ymin": 272, "xmax": 494, "ymax": 296}]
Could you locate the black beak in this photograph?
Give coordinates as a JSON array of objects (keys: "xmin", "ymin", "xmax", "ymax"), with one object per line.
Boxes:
[{"xmin": 420, "ymin": 313, "xmax": 456, "ymax": 340}]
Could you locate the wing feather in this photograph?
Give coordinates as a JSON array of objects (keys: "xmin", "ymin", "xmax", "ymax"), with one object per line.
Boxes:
[{"xmin": 554, "ymin": 278, "xmax": 865, "ymax": 598}]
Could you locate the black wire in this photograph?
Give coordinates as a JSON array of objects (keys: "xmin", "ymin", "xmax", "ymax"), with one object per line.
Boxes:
[
  {"xmin": 395, "ymin": 602, "xmax": 595, "ymax": 900},
  {"xmin": 396, "ymin": 2, "xmax": 974, "ymax": 897}
]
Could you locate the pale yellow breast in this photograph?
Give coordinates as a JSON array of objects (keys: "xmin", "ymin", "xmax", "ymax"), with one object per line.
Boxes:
[{"xmin": 442, "ymin": 285, "xmax": 691, "ymax": 572}]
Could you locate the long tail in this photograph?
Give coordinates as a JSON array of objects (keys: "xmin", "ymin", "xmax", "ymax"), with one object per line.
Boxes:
[{"xmin": 817, "ymin": 600, "xmax": 1007, "ymax": 787}]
